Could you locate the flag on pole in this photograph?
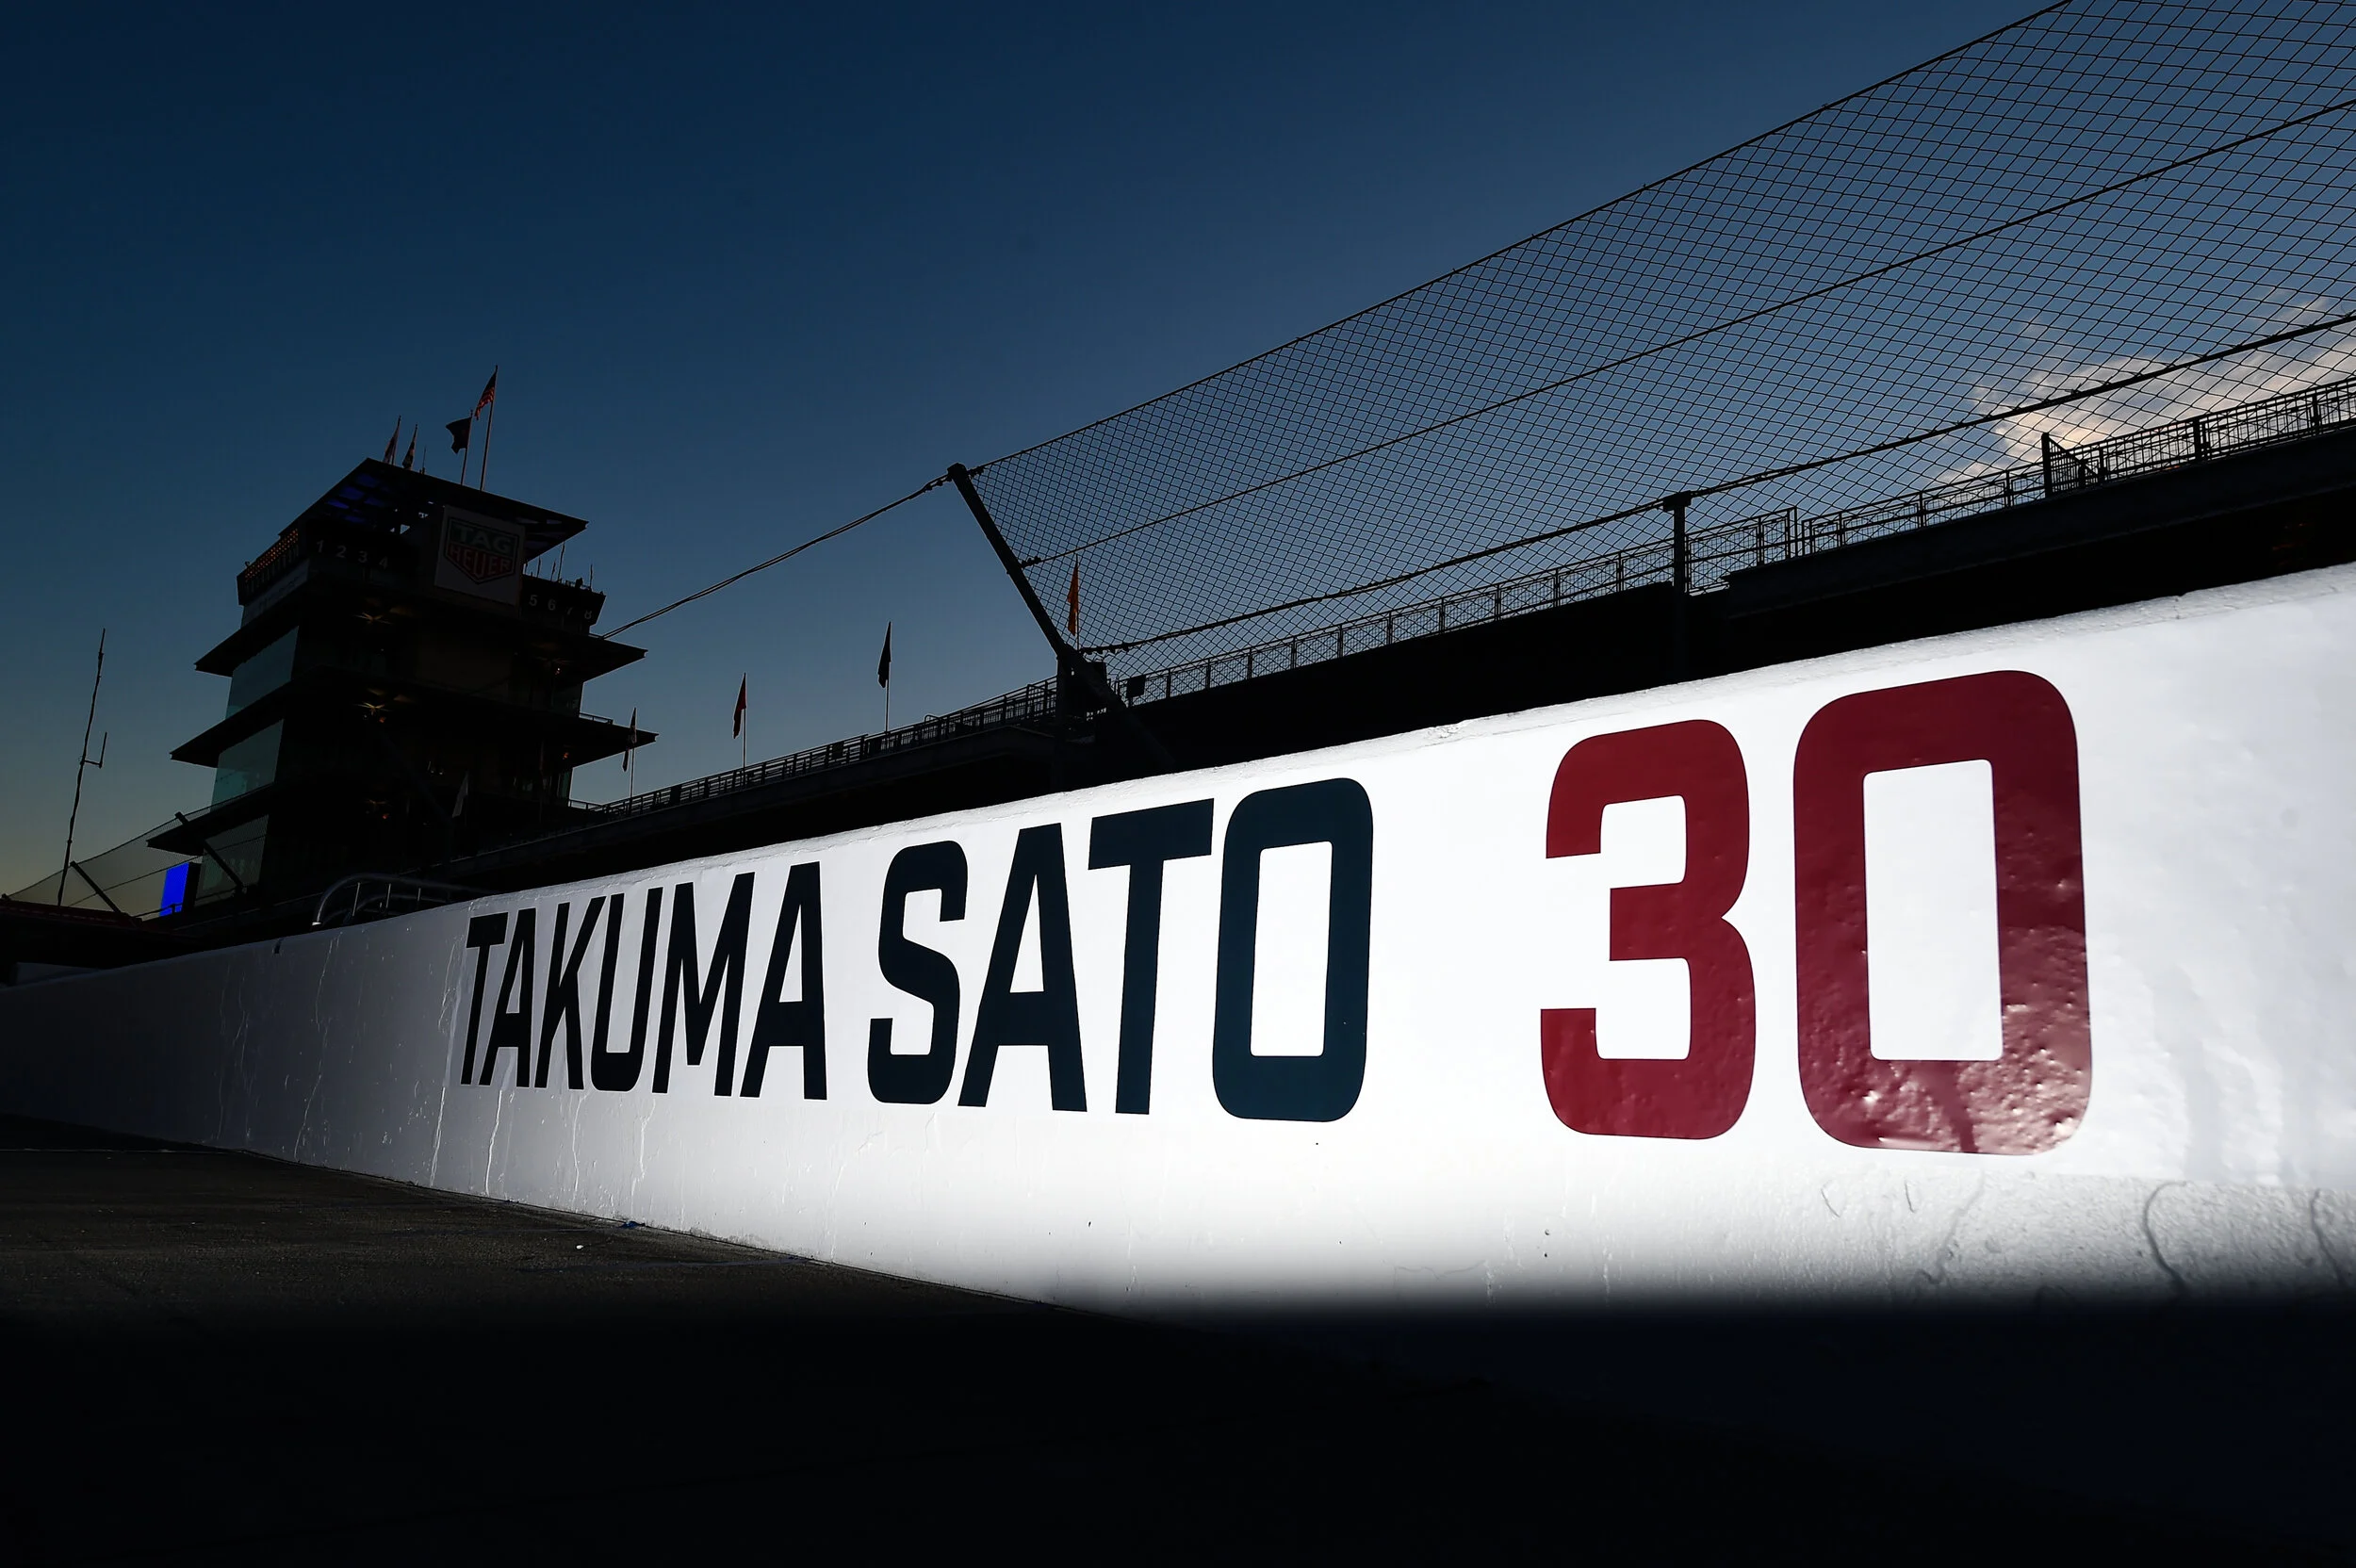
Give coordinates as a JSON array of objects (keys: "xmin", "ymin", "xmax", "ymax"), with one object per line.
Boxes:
[
  {"xmin": 1066, "ymin": 564, "xmax": 1081, "ymax": 638},
  {"xmin": 384, "ymin": 419, "xmax": 401, "ymax": 463},
  {"xmin": 876, "ymin": 624, "xmax": 892, "ymax": 688},
  {"xmin": 624, "ymin": 708, "xmax": 639, "ymax": 775},
  {"xmin": 732, "ymin": 677, "xmax": 747, "ymax": 739},
  {"xmin": 401, "ymin": 427, "xmax": 417, "ymax": 470},
  {"xmin": 471, "ymin": 367, "xmax": 500, "ymax": 490},
  {"xmin": 446, "ymin": 416, "xmax": 472, "ymax": 453}
]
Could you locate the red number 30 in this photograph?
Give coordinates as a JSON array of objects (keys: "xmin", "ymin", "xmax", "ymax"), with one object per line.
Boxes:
[{"xmin": 1541, "ymin": 672, "xmax": 2091, "ymax": 1154}]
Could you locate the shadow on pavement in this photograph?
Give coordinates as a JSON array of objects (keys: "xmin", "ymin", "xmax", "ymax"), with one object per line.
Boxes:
[{"xmin": 1, "ymin": 1117, "xmax": 2342, "ymax": 1562}]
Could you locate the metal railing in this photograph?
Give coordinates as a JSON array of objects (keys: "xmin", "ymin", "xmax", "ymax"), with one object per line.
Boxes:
[
  {"xmin": 520, "ymin": 574, "xmax": 604, "ymax": 629},
  {"xmin": 584, "ymin": 679, "xmax": 1060, "ymax": 824},
  {"xmin": 312, "ymin": 874, "xmax": 481, "ymax": 929},
  {"xmin": 236, "ymin": 531, "xmax": 304, "ymax": 602},
  {"xmin": 1120, "ymin": 543, "xmax": 1679, "ymax": 703},
  {"xmin": 1122, "ymin": 372, "xmax": 2356, "ymax": 703},
  {"xmin": 236, "ymin": 519, "xmax": 409, "ymax": 605},
  {"xmin": 2043, "ymin": 377, "xmax": 2356, "ymax": 495}
]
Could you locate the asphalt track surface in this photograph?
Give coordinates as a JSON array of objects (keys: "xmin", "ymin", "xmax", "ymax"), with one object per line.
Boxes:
[{"xmin": 0, "ymin": 1116, "xmax": 2343, "ymax": 1563}]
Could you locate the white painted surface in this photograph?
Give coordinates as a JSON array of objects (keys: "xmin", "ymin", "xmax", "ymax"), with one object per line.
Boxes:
[
  {"xmin": 1864, "ymin": 760, "xmax": 2002, "ymax": 1062},
  {"xmin": 1251, "ymin": 842, "xmax": 1333, "ymax": 1057},
  {"xmin": 6, "ymin": 567, "xmax": 2356, "ymax": 1312}
]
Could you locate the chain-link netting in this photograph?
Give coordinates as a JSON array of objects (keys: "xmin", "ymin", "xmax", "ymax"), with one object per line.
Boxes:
[
  {"xmin": 964, "ymin": 1, "xmax": 2356, "ymax": 690},
  {"xmin": 9, "ymin": 821, "xmax": 200, "ymax": 920}
]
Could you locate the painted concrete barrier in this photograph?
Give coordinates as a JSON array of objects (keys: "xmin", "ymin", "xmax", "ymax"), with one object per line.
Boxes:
[{"xmin": 7, "ymin": 567, "xmax": 2356, "ymax": 1312}]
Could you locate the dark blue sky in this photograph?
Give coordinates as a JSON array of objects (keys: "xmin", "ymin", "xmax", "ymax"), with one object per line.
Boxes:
[{"xmin": 0, "ymin": 0, "xmax": 2026, "ymax": 889}]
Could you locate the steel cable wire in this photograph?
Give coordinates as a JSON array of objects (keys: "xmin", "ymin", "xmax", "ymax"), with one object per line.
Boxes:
[{"xmin": 960, "ymin": 2, "xmax": 2356, "ymax": 681}]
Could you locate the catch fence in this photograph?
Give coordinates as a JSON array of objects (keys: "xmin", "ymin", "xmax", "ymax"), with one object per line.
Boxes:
[
  {"xmin": 8, "ymin": 820, "xmax": 199, "ymax": 921},
  {"xmin": 1120, "ymin": 369, "xmax": 2356, "ymax": 702},
  {"xmin": 960, "ymin": 1, "xmax": 2356, "ymax": 687}
]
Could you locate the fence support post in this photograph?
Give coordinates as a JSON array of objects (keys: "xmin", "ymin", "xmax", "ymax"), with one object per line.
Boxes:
[
  {"xmin": 1663, "ymin": 492, "xmax": 1693, "ymax": 680},
  {"xmin": 172, "ymin": 811, "xmax": 249, "ymax": 897},
  {"xmin": 68, "ymin": 860, "xmax": 123, "ymax": 916},
  {"xmin": 946, "ymin": 464, "xmax": 1172, "ymax": 770}
]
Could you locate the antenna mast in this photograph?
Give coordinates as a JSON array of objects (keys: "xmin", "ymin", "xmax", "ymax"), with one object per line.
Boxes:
[{"xmin": 57, "ymin": 629, "xmax": 108, "ymax": 906}]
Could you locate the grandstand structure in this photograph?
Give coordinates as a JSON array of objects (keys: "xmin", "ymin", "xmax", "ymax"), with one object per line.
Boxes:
[{"xmin": 15, "ymin": 0, "xmax": 2356, "ymax": 947}]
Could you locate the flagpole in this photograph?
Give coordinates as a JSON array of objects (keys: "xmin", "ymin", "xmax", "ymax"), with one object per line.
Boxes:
[{"xmin": 480, "ymin": 365, "xmax": 498, "ymax": 491}]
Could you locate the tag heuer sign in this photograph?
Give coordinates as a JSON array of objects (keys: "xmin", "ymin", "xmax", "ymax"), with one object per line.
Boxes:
[
  {"xmin": 445, "ymin": 518, "xmax": 516, "ymax": 582},
  {"xmin": 434, "ymin": 508, "xmax": 525, "ymax": 604}
]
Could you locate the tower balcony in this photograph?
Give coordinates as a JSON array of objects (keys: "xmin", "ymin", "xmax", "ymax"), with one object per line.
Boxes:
[{"xmin": 520, "ymin": 574, "xmax": 604, "ymax": 629}]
